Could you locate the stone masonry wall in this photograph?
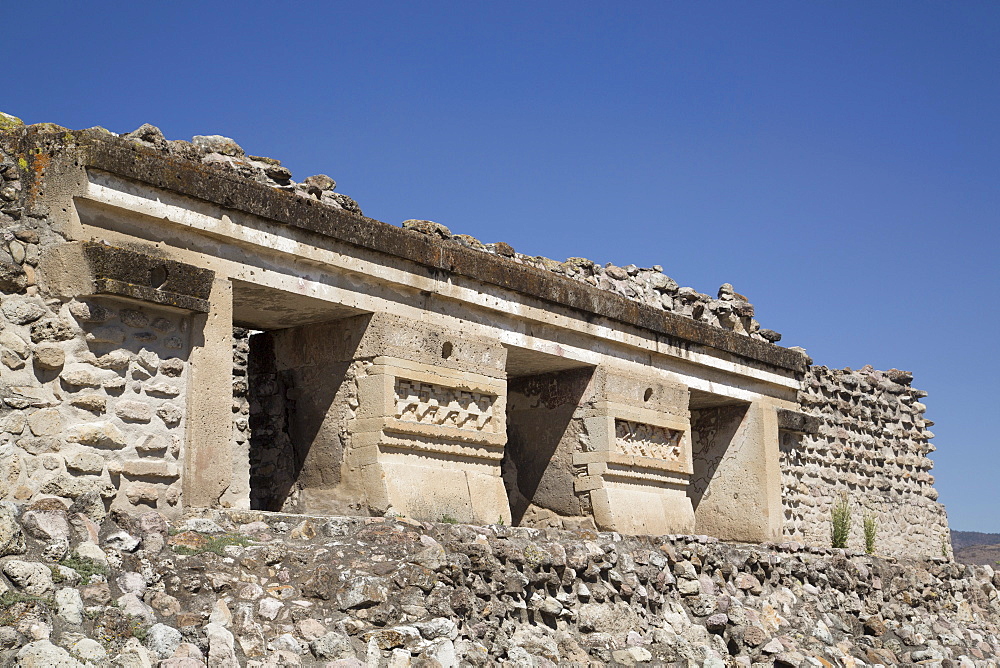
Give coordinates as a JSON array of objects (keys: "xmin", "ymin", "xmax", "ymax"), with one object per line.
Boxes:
[
  {"xmin": 781, "ymin": 365, "xmax": 949, "ymax": 559},
  {"xmin": 0, "ymin": 293, "xmax": 190, "ymax": 518},
  {"xmin": 0, "ymin": 505, "xmax": 998, "ymax": 667}
]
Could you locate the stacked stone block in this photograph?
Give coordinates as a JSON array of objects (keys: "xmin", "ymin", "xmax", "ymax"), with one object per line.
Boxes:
[
  {"xmin": 0, "ymin": 294, "xmax": 189, "ymax": 516},
  {"xmin": 781, "ymin": 365, "xmax": 949, "ymax": 559}
]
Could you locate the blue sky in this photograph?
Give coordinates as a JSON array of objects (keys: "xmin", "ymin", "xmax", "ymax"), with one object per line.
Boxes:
[{"xmin": 8, "ymin": 2, "xmax": 999, "ymax": 531}]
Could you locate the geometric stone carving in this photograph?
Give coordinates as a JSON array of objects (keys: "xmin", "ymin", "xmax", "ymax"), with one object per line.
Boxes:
[
  {"xmin": 394, "ymin": 378, "xmax": 496, "ymax": 432},
  {"xmin": 614, "ymin": 419, "xmax": 682, "ymax": 461}
]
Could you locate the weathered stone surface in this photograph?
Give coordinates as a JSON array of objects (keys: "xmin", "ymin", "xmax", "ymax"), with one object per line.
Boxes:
[
  {"xmin": 55, "ymin": 587, "xmax": 84, "ymax": 625},
  {"xmin": 193, "ymin": 134, "xmax": 244, "ymax": 157},
  {"xmin": 2, "ymin": 559, "xmax": 54, "ymax": 596},
  {"xmin": 0, "ymin": 506, "xmax": 991, "ymax": 665},
  {"xmin": 1, "ymin": 297, "xmax": 45, "ymax": 324},
  {"xmin": 66, "ymin": 422, "xmax": 127, "ymax": 448},
  {"xmin": 156, "ymin": 403, "xmax": 183, "ymax": 426},
  {"xmin": 114, "ymin": 400, "xmax": 153, "ymax": 422},
  {"xmin": 0, "ymin": 504, "xmax": 26, "ymax": 556},
  {"xmin": 59, "ymin": 364, "xmax": 106, "ymax": 388},
  {"xmin": 14, "ymin": 639, "xmax": 84, "ymax": 667},
  {"xmin": 20, "ymin": 509, "xmax": 70, "ymax": 541},
  {"xmin": 32, "ymin": 343, "xmax": 65, "ymax": 369},
  {"xmin": 402, "ymin": 219, "xmax": 451, "ymax": 239},
  {"xmin": 68, "ymin": 393, "xmax": 107, "ymax": 412},
  {"xmin": 309, "ymin": 631, "xmax": 355, "ymax": 661},
  {"xmin": 0, "ymin": 329, "xmax": 29, "ymax": 357},
  {"xmin": 29, "ymin": 318, "xmax": 76, "ymax": 343},
  {"xmin": 145, "ymin": 623, "xmax": 183, "ymax": 659},
  {"xmin": 26, "ymin": 408, "xmax": 62, "ymax": 437},
  {"xmin": 0, "ymin": 259, "xmax": 27, "ymax": 292}
]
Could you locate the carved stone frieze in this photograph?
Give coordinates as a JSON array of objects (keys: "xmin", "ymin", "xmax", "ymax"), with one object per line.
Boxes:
[
  {"xmin": 614, "ymin": 419, "xmax": 683, "ymax": 461},
  {"xmin": 394, "ymin": 378, "xmax": 496, "ymax": 432}
]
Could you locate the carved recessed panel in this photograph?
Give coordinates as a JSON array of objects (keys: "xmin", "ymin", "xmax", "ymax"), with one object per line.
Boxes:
[
  {"xmin": 394, "ymin": 378, "xmax": 496, "ymax": 432},
  {"xmin": 614, "ymin": 419, "xmax": 683, "ymax": 461}
]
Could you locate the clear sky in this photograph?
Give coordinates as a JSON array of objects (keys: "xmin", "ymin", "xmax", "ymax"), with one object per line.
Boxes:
[{"xmin": 7, "ymin": 2, "xmax": 999, "ymax": 531}]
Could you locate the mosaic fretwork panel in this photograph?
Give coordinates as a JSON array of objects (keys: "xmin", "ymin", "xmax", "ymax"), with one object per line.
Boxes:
[
  {"xmin": 394, "ymin": 378, "xmax": 496, "ymax": 432},
  {"xmin": 614, "ymin": 419, "xmax": 683, "ymax": 461}
]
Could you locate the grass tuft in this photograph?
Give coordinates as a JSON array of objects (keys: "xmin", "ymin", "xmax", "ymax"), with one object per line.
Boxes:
[{"xmin": 831, "ymin": 493, "xmax": 851, "ymax": 549}]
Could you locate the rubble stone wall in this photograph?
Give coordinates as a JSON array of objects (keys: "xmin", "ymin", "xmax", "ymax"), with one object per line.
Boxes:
[
  {"xmin": 781, "ymin": 365, "xmax": 950, "ymax": 559},
  {"xmin": 0, "ymin": 294, "xmax": 190, "ymax": 518},
  {"xmin": 1, "ymin": 505, "xmax": 998, "ymax": 667}
]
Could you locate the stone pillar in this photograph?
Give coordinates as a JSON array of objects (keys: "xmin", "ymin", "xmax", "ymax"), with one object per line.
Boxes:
[
  {"xmin": 571, "ymin": 368, "xmax": 695, "ymax": 535},
  {"xmin": 353, "ymin": 355, "xmax": 509, "ymax": 523},
  {"xmin": 688, "ymin": 398, "xmax": 782, "ymax": 542},
  {"xmin": 347, "ymin": 313, "xmax": 509, "ymax": 523},
  {"xmin": 252, "ymin": 312, "xmax": 511, "ymax": 523},
  {"xmin": 183, "ymin": 277, "xmax": 236, "ymax": 508}
]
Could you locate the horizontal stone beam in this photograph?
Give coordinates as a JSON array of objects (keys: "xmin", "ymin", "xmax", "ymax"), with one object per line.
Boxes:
[
  {"xmin": 42, "ymin": 241, "xmax": 215, "ymax": 312},
  {"xmin": 776, "ymin": 408, "xmax": 821, "ymax": 435},
  {"xmin": 51, "ymin": 131, "xmax": 808, "ymax": 373}
]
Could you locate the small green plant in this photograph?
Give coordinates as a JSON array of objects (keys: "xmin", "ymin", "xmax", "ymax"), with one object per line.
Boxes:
[
  {"xmin": 96, "ymin": 608, "xmax": 149, "ymax": 649},
  {"xmin": 438, "ymin": 514, "xmax": 459, "ymax": 525},
  {"xmin": 863, "ymin": 513, "xmax": 877, "ymax": 555},
  {"xmin": 496, "ymin": 516, "xmax": 506, "ymax": 526},
  {"xmin": 60, "ymin": 554, "xmax": 110, "ymax": 585},
  {"xmin": 49, "ymin": 564, "xmax": 67, "ymax": 584},
  {"xmin": 0, "ymin": 591, "xmax": 53, "ymax": 627},
  {"xmin": 170, "ymin": 533, "xmax": 252, "ymax": 556},
  {"xmin": 831, "ymin": 493, "xmax": 851, "ymax": 549},
  {"xmin": 0, "ymin": 591, "xmax": 53, "ymax": 607}
]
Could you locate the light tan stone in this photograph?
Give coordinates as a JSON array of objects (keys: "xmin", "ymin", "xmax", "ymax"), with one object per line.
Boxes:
[
  {"xmin": 27, "ymin": 409, "xmax": 63, "ymax": 437},
  {"xmin": 125, "ymin": 482, "xmax": 160, "ymax": 504},
  {"xmin": 32, "ymin": 343, "xmax": 65, "ymax": 369},
  {"xmin": 67, "ymin": 422, "xmax": 127, "ymax": 449},
  {"xmin": 157, "ymin": 403, "xmax": 183, "ymax": 426},
  {"xmin": 0, "ymin": 330, "xmax": 29, "ymax": 357},
  {"xmin": 145, "ymin": 382, "xmax": 180, "ymax": 397},
  {"xmin": 115, "ymin": 400, "xmax": 153, "ymax": 423},
  {"xmin": 60, "ymin": 364, "xmax": 107, "ymax": 388},
  {"xmin": 136, "ymin": 434, "xmax": 169, "ymax": 453},
  {"xmin": 1, "ymin": 349, "xmax": 24, "ymax": 369},
  {"xmin": 122, "ymin": 459, "xmax": 179, "ymax": 478},
  {"xmin": 66, "ymin": 451, "xmax": 105, "ymax": 474},
  {"xmin": 69, "ymin": 393, "xmax": 107, "ymax": 412}
]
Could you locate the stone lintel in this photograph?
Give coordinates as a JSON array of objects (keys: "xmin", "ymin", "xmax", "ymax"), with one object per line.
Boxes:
[
  {"xmin": 42, "ymin": 241, "xmax": 214, "ymax": 313},
  {"xmin": 29, "ymin": 131, "xmax": 809, "ymax": 373},
  {"xmin": 776, "ymin": 408, "xmax": 821, "ymax": 435}
]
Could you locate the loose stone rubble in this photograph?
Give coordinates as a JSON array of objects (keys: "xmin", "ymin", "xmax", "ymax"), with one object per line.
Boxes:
[
  {"xmin": 400, "ymin": 219, "xmax": 778, "ymax": 343},
  {"xmin": 0, "ymin": 505, "xmax": 998, "ymax": 667}
]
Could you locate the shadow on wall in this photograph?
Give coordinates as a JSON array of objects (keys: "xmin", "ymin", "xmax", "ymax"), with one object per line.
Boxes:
[
  {"xmin": 687, "ymin": 403, "xmax": 749, "ymax": 515},
  {"xmin": 503, "ymin": 367, "xmax": 594, "ymax": 527},
  {"xmin": 246, "ymin": 316, "xmax": 368, "ymax": 512}
]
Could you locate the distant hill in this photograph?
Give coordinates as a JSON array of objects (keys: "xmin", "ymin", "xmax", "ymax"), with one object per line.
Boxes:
[{"xmin": 952, "ymin": 530, "xmax": 1000, "ymax": 565}]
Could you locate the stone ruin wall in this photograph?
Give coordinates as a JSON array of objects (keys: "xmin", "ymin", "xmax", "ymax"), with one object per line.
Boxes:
[
  {"xmin": 781, "ymin": 365, "xmax": 949, "ymax": 559},
  {"xmin": 0, "ymin": 114, "xmax": 953, "ymax": 559},
  {"xmin": 0, "ymin": 293, "xmax": 190, "ymax": 518},
  {"xmin": 1, "ymin": 506, "xmax": 998, "ymax": 667}
]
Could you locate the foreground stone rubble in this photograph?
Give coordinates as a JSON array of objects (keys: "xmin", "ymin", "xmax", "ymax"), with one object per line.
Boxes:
[{"xmin": 0, "ymin": 504, "xmax": 997, "ymax": 667}]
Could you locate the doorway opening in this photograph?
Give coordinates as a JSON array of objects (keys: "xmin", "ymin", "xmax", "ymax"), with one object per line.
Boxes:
[{"xmin": 229, "ymin": 279, "xmax": 368, "ymax": 513}]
